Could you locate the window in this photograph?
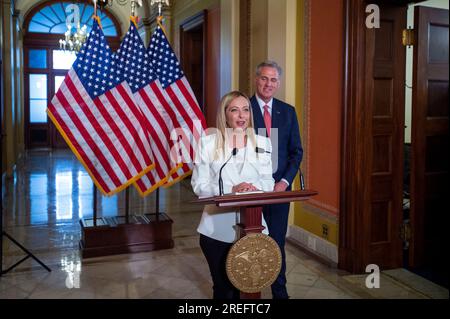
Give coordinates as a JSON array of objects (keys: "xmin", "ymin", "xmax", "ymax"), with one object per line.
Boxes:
[
  {"xmin": 55, "ymin": 75, "xmax": 66, "ymax": 93},
  {"xmin": 24, "ymin": 1, "xmax": 120, "ymax": 149},
  {"xmin": 29, "ymin": 74, "xmax": 48, "ymax": 123},
  {"xmin": 28, "ymin": 49, "xmax": 47, "ymax": 69},
  {"xmin": 28, "ymin": 2, "xmax": 118, "ymax": 36},
  {"xmin": 53, "ymin": 50, "xmax": 77, "ymax": 70}
]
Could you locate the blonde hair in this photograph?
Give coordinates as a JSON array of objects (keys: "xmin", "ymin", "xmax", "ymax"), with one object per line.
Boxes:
[{"xmin": 214, "ymin": 91, "xmax": 257, "ymax": 160}]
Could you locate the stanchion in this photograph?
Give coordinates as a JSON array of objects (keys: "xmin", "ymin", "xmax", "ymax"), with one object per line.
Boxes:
[
  {"xmin": 125, "ymin": 187, "xmax": 130, "ymax": 224},
  {"xmin": 93, "ymin": 186, "xmax": 97, "ymax": 227},
  {"xmin": 155, "ymin": 188, "xmax": 161, "ymax": 221}
]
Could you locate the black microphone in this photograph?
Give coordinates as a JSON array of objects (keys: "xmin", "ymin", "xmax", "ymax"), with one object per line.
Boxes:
[
  {"xmin": 255, "ymin": 147, "xmax": 271, "ymax": 154},
  {"xmin": 218, "ymin": 148, "xmax": 238, "ymax": 196},
  {"xmin": 299, "ymin": 168, "xmax": 305, "ymax": 190}
]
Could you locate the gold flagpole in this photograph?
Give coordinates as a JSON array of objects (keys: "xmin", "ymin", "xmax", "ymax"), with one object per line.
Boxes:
[
  {"xmin": 130, "ymin": 0, "xmax": 141, "ymax": 27},
  {"xmin": 92, "ymin": 0, "xmax": 98, "ymax": 227},
  {"xmin": 92, "ymin": 0, "xmax": 102, "ymax": 28},
  {"xmin": 131, "ymin": 0, "xmax": 135, "ymax": 16},
  {"xmin": 150, "ymin": 0, "xmax": 169, "ymax": 218}
]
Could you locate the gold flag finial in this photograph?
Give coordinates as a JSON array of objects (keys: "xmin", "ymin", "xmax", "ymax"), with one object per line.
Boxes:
[
  {"xmin": 92, "ymin": 0, "xmax": 102, "ymax": 28},
  {"xmin": 93, "ymin": 0, "xmax": 97, "ymax": 17},
  {"xmin": 130, "ymin": 0, "xmax": 143, "ymax": 17},
  {"xmin": 151, "ymin": 0, "xmax": 169, "ymax": 19}
]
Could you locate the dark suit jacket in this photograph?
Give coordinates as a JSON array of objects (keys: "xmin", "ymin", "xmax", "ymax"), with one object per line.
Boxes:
[{"xmin": 250, "ymin": 96, "xmax": 303, "ymax": 187}]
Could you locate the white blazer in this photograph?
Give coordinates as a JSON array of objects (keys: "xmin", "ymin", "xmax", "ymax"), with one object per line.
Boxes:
[{"xmin": 191, "ymin": 133, "xmax": 275, "ymax": 243}]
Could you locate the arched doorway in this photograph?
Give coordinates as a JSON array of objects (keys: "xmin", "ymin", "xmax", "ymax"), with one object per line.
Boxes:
[{"xmin": 23, "ymin": 0, "xmax": 121, "ymax": 149}]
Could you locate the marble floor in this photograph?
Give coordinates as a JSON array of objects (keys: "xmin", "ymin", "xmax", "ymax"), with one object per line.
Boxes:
[{"xmin": 0, "ymin": 149, "xmax": 448, "ymax": 299}]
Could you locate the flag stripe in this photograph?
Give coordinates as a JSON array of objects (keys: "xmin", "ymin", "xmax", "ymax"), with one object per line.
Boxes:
[
  {"xmin": 65, "ymin": 75, "xmax": 136, "ymax": 180},
  {"xmin": 136, "ymin": 174, "xmax": 155, "ymax": 191},
  {"xmin": 93, "ymin": 95, "xmax": 147, "ymax": 177},
  {"xmin": 172, "ymin": 80, "xmax": 206, "ymax": 134},
  {"xmin": 48, "ymin": 103, "xmax": 112, "ymax": 193},
  {"xmin": 178, "ymin": 77, "xmax": 207, "ymax": 128},
  {"xmin": 147, "ymin": 82, "xmax": 176, "ymax": 151},
  {"xmin": 135, "ymin": 172, "xmax": 157, "ymax": 193},
  {"xmin": 105, "ymin": 86, "xmax": 152, "ymax": 168},
  {"xmin": 152, "ymin": 84, "xmax": 193, "ymax": 164},
  {"xmin": 136, "ymin": 79, "xmax": 194, "ymax": 192},
  {"xmin": 138, "ymin": 90, "xmax": 174, "ymax": 170},
  {"xmin": 165, "ymin": 86, "xmax": 197, "ymax": 161},
  {"xmin": 133, "ymin": 96, "xmax": 171, "ymax": 182},
  {"xmin": 134, "ymin": 162, "xmax": 182, "ymax": 195},
  {"xmin": 165, "ymin": 164, "xmax": 193, "ymax": 187},
  {"xmin": 158, "ymin": 84, "xmax": 197, "ymax": 162},
  {"xmin": 69, "ymin": 75, "xmax": 145, "ymax": 178},
  {"xmin": 54, "ymin": 89, "xmax": 122, "ymax": 188},
  {"xmin": 164, "ymin": 82, "xmax": 201, "ymax": 182},
  {"xmin": 172, "ymin": 80, "xmax": 207, "ymax": 161},
  {"xmin": 92, "ymin": 94, "xmax": 147, "ymax": 177},
  {"xmin": 114, "ymin": 83, "xmax": 153, "ymax": 165},
  {"xmin": 165, "ymin": 85, "xmax": 195, "ymax": 132},
  {"xmin": 70, "ymin": 72, "xmax": 151, "ymax": 178}
]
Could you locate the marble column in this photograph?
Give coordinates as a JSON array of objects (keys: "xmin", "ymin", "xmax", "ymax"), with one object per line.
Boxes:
[
  {"xmin": 13, "ymin": 9, "xmax": 25, "ymax": 160},
  {"xmin": 2, "ymin": 0, "xmax": 17, "ymax": 177}
]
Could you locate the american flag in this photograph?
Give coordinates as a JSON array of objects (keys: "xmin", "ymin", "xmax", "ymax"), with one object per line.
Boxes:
[
  {"xmin": 47, "ymin": 19, "xmax": 154, "ymax": 196},
  {"xmin": 115, "ymin": 20, "xmax": 183, "ymax": 196},
  {"xmin": 147, "ymin": 25, "xmax": 207, "ymax": 186}
]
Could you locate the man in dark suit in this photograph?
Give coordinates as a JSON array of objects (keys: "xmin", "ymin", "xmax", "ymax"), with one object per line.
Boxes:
[{"xmin": 250, "ymin": 61, "xmax": 303, "ymax": 299}]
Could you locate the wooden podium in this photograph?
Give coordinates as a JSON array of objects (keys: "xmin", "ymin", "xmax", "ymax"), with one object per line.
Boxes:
[{"xmin": 196, "ymin": 190, "xmax": 318, "ymax": 299}]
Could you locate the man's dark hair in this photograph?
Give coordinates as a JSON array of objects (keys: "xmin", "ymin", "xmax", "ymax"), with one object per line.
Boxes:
[{"xmin": 255, "ymin": 61, "xmax": 283, "ymax": 77}]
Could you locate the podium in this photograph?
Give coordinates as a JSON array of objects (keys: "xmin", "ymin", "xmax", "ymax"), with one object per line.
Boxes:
[{"xmin": 196, "ymin": 190, "xmax": 318, "ymax": 299}]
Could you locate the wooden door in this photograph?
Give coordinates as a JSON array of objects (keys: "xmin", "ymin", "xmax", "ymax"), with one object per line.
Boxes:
[
  {"xmin": 24, "ymin": 46, "xmax": 70, "ymax": 149},
  {"xmin": 410, "ymin": 6, "xmax": 449, "ymax": 284},
  {"xmin": 24, "ymin": 47, "xmax": 51, "ymax": 149},
  {"xmin": 180, "ymin": 11, "xmax": 206, "ymax": 111},
  {"xmin": 340, "ymin": 1, "xmax": 406, "ymax": 272},
  {"xmin": 365, "ymin": 4, "xmax": 406, "ymax": 269}
]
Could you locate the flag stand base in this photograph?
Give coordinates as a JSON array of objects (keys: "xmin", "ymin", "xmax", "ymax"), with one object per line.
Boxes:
[{"xmin": 79, "ymin": 213, "xmax": 174, "ymax": 259}]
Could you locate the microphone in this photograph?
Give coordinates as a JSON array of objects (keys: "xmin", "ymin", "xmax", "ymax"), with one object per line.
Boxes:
[
  {"xmin": 218, "ymin": 148, "xmax": 238, "ymax": 196},
  {"xmin": 299, "ymin": 168, "xmax": 305, "ymax": 190},
  {"xmin": 255, "ymin": 147, "xmax": 271, "ymax": 154}
]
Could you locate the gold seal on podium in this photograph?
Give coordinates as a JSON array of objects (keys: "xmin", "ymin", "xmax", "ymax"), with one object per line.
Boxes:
[{"xmin": 226, "ymin": 233, "xmax": 282, "ymax": 293}]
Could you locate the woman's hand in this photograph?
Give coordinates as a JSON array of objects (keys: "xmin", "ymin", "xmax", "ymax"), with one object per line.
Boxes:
[{"xmin": 232, "ymin": 182, "xmax": 258, "ymax": 193}]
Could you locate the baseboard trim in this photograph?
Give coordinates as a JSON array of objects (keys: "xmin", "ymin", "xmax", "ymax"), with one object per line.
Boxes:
[{"xmin": 287, "ymin": 224, "xmax": 338, "ymax": 267}]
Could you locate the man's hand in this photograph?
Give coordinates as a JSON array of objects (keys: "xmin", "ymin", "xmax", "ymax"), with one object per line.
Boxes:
[
  {"xmin": 273, "ymin": 181, "xmax": 288, "ymax": 192},
  {"xmin": 232, "ymin": 182, "xmax": 258, "ymax": 193}
]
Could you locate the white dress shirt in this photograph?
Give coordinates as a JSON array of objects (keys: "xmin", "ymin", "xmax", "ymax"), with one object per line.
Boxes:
[
  {"xmin": 191, "ymin": 133, "xmax": 275, "ymax": 243},
  {"xmin": 254, "ymin": 95, "xmax": 290, "ymax": 187},
  {"xmin": 256, "ymin": 95, "xmax": 273, "ymax": 117}
]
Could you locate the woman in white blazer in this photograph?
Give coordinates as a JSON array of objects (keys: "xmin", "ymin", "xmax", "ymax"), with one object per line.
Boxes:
[{"xmin": 191, "ymin": 91, "xmax": 275, "ymax": 299}]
